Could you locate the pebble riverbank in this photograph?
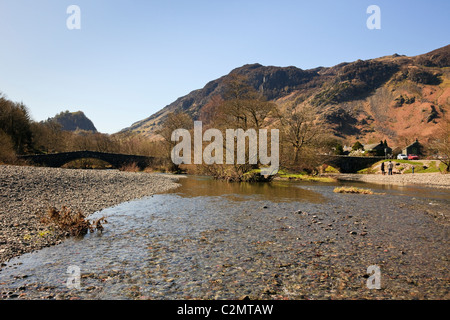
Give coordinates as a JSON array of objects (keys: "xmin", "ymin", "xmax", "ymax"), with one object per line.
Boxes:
[{"xmin": 0, "ymin": 165, "xmax": 180, "ymax": 264}]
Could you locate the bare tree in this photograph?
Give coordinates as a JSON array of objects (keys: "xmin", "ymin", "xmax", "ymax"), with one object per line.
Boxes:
[
  {"xmin": 199, "ymin": 95, "xmax": 224, "ymax": 127},
  {"xmin": 219, "ymin": 74, "xmax": 276, "ymax": 130},
  {"xmin": 156, "ymin": 112, "xmax": 193, "ymax": 172},
  {"xmin": 278, "ymin": 104, "xmax": 330, "ymax": 167},
  {"xmin": 431, "ymin": 114, "xmax": 450, "ymax": 172}
]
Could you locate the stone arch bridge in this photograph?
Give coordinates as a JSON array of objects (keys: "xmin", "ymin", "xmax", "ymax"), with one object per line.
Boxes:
[
  {"xmin": 18, "ymin": 152, "xmax": 383, "ymax": 173},
  {"xmin": 18, "ymin": 151, "xmax": 157, "ymax": 170}
]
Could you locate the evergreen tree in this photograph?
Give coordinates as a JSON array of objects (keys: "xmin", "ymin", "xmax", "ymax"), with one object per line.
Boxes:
[{"xmin": 352, "ymin": 141, "xmax": 364, "ymax": 151}]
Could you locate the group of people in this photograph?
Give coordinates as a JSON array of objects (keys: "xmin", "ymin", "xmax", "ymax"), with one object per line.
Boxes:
[
  {"xmin": 380, "ymin": 161, "xmax": 394, "ymax": 175},
  {"xmin": 381, "ymin": 161, "xmax": 415, "ymax": 175}
]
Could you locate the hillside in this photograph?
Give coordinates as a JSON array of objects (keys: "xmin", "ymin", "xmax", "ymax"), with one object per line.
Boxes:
[
  {"xmin": 122, "ymin": 45, "xmax": 450, "ymax": 145},
  {"xmin": 45, "ymin": 110, "xmax": 97, "ymax": 132}
]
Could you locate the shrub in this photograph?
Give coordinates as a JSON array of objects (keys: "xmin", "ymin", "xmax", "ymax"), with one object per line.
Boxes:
[
  {"xmin": 242, "ymin": 169, "xmax": 274, "ymax": 182},
  {"xmin": 119, "ymin": 162, "xmax": 141, "ymax": 172},
  {"xmin": 42, "ymin": 206, "xmax": 107, "ymax": 237},
  {"xmin": 334, "ymin": 144, "xmax": 344, "ymax": 155},
  {"xmin": 352, "ymin": 141, "xmax": 364, "ymax": 151},
  {"xmin": 407, "ymin": 68, "xmax": 441, "ymax": 85}
]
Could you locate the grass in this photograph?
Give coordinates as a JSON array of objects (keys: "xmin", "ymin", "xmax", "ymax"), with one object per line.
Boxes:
[
  {"xmin": 333, "ymin": 186, "xmax": 374, "ymax": 194},
  {"xmin": 42, "ymin": 206, "xmax": 107, "ymax": 237},
  {"xmin": 357, "ymin": 167, "xmax": 376, "ymax": 174},
  {"xmin": 277, "ymin": 169, "xmax": 337, "ymax": 183},
  {"xmin": 38, "ymin": 230, "xmax": 51, "ymax": 237},
  {"xmin": 380, "ymin": 159, "xmax": 423, "ymax": 165},
  {"xmin": 324, "ymin": 165, "xmax": 340, "ymax": 173},
  {"xmin": 23, "ymin": 230, "xmax": 52, "ymax": 242},
  {"xmin": 401, "ymin": 161, "xmax": 447, "ymax": 174},
  {"xmin": 361, "ymin": 159, "xmax": 446, "ymax": 174}
]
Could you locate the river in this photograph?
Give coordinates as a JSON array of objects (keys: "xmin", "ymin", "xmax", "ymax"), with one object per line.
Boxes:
[{"xmin": 0, "ymin": 175, "xmax": 448, "ymax": 299}]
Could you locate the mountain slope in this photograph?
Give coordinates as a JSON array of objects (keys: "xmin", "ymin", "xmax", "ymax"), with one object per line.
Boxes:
[{"xmin": 122, "ymin": 45, "xmax": 450, "ymax": 145}]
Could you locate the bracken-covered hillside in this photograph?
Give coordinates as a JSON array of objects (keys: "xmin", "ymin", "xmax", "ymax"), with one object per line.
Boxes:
[{"xmin": 122, "ymin": 45, "xmax": 450, "ymax": 146}]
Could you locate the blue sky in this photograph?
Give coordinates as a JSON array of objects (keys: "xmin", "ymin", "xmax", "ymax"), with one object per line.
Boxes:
[{"xmin": 0, "ymin": 0, "xmax": 449, "ymax": 133}]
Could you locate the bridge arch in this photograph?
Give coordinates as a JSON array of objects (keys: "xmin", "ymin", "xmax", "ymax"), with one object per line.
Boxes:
[
  {"xmin": 60, "ymin": 157, "xmax": 114, "ymax": 169},
  {"xmin": 320, "ymin": 155, "xmax": 384, "ymax": 173}
]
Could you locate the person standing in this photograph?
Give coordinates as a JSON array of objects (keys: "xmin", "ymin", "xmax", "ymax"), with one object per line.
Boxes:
[
  {"xmin": 388, "ymin": 161, "xmax": 393, "ymax": 175},
  {"xmin": 381, "ymin": 162, "xmax": 385, "ymax": 175}
]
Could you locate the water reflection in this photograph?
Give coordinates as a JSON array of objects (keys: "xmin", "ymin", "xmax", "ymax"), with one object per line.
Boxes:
[
  {"xmin": 166, "ymin": 174, "xmax": 450, "ymax": 205},
  {"xmin": 166, "ymin": 175, "xmax": 327, "ymax": 203}
]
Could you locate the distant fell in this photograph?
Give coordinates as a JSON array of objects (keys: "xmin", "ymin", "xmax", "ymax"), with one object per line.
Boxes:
[{"xmin": 46, "ymin": 110, "xmax": 97, "ymax": 132}]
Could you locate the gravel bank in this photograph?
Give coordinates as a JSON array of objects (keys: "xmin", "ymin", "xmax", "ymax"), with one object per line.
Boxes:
[
  {"xmin": 0, "ymin": 165, "xmax": 180, "ymax": 264},
  {"xmin": 335, "ymin": 173, "xmax": 450, "ymax": 189}
]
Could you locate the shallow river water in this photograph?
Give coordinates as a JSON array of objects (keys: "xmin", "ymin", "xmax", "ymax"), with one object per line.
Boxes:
[{"xmin": 0, "ymin": 176, "xmax": 449, "ymax": 299}]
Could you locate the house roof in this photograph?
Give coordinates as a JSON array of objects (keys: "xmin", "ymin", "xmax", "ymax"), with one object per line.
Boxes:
[
  {"xmin": 404, "ymin": 139, "xmax": 421, "ymax": 149},
  {"xmin": 364, "ymin": 143, "xmax": 388, "ymax": 151},
  {"xmin": 363, "ymin": 143, "xmax": 379, "ymax": 150}
]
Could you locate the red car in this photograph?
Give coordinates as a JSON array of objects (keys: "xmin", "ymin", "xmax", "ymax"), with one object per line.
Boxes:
[{"xmin": 408, "ymin": 154, "xmax": 419, "ymax": 160}]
